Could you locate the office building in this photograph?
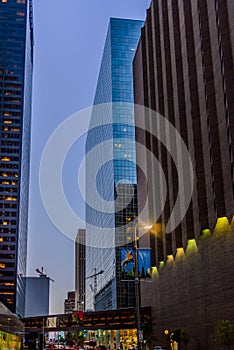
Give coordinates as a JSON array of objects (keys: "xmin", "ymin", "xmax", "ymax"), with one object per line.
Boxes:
[
  {"xmin": 133, "ymin": 0, "xmax": 234, "ymax": 348},
  {"xmin": 0, "ymin": 0, "xmax": 33, "ymax": 316},
  {"xmin": 75, "ymin": 229, "xmax": 85, "ymax": 311},
  {"xmin": 85, "ymin": 18, "xmax": 143, "ymax": 311},
  {"xmin": 24, "ymin": 276, "xmax": 50, "ymax": 317},
  {"xmin": 64, "ymin": 291, "xmax": 76, "ymax": 314}
]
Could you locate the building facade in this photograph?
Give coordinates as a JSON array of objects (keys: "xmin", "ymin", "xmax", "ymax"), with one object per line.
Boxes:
[
  {"xmin": 133, "ymin": 0, "xmax": 234, "ymax": 348},
  {"xmin": 75, "ymin": 229, "xmax": 85, "ymax": 311},
  {"xmin": 0, "ymin": 0, "xmax": 33, "ymax": 316},
  {"xmin": 85, "ymin": 18, "xmax": 143, "ymax": 311},
  {"xmin": 64, "ymin": 291, "xmax": 76, "ymax": 314},
  {"xmin": 24, "ymin": 276, "xmax": 50, "ymax": 317}
]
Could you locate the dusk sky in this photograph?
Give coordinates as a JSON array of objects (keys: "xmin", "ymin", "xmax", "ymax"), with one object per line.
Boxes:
[{"xmin": 27, "ymin": 0, "xmax": 150, "ymax": 314}]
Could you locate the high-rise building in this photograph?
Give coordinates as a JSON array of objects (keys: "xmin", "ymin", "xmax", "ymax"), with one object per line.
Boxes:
[
  {"xmin": 133, "ymin": 0, "xmax": 234, "ymax": 348},
  {"xmin": 85, "ymin": 18, "xmax": 143, "ymax": 311},
  {"xmin": 24, "ymin": 276, "xmax": 50, "ymax": 317},
  {"xmin": 75, "ymin": 229, "xmax": 85, "ymax": 311},
  {"xmin": 0, "ymin": 0, "xmax": 33, "ymax": 316}
]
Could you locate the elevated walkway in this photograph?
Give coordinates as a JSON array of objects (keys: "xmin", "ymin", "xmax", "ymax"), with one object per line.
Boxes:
[{"xmin": 21, "ymin": 306, "xmax": 151, "ymax": 333}]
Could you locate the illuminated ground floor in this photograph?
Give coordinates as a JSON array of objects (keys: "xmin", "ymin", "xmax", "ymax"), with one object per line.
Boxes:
[
  {"xmin": 84, "ymin": 328, "xmax": 138, "ymax": 350},
  {"xmin": 0, "ymin": 330, "xmax": 21, "ymax": 350},
  {"xmin": 0, "ymin": 301, "xmax": 24, "ymax": 349}
]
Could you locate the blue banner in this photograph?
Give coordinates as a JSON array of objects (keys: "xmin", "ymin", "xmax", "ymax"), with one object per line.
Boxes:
[
  {"xmin": 138, "ymin": 249, "xmax": 151, "ymax": 278},
  {"xmin": 120, "ymin": 248, "xmax": 151, "ymax": 279}
]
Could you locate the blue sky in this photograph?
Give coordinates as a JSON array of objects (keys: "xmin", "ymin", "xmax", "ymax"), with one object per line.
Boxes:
[{"xmin": 27, "ymin": 0, "xmax": 150, "ymax": 314}]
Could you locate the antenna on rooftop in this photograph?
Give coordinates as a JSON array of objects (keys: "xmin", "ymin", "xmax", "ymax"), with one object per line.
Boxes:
[{"xmin": 35, "ymin": 267, "xmax": 55, "ymax": 282}]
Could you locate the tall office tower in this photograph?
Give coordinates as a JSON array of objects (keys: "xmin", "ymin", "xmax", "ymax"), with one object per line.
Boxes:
[
  {"xmin": 133, "ymin": 0, "xmax": 234, "ymax": 348},
  {"xmin": 75, "ymin": 229, "xmax": 85, "ymax": 311},
  {"xmin": 0, "ymin": 0, "xmax": 33, "ymax": 316},
  {"xmin": 85, "ymin": 18, "xmax": 143, "ymax": 311}
]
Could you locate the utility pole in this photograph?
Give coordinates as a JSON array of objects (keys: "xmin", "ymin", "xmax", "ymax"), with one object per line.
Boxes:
[{"xmin": 134, "ymin": 227, "xmax": 141, "ymax": 350}]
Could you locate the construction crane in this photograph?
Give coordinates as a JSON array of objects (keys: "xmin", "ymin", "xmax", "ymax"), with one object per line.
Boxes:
[
  {"xmin": 86, "ymin": 268, "xmax": 104, "ymax": 296},
  {"xmin": 35, "ymin": 267, "xmax": 55, "ymax": 282}
]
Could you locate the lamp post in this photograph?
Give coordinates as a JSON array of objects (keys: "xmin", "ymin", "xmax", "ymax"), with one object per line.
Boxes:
[
  {"xmin": 134, "ymin": 225, "xmax": 141, "ymax": 350},
  {"xmin": 134, "ymin": 224, "xmax": 152, "ymax": 350}
]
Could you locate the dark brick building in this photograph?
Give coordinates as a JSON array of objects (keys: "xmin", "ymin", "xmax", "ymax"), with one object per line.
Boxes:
[{"xmin": 133, "ymin": 0, "xmax": 234, "ymax": 348}]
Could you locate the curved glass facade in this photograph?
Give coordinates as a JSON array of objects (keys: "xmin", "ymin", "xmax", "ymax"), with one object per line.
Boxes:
[{"xmin": 86, "ymin": 18, "xmax": 143, "ymax": 311}]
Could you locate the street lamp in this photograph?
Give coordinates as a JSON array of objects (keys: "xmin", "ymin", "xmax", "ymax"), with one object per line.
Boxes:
[{"xmin": 134, "ymin": 224, "xmax": 152, "ymax": 350}]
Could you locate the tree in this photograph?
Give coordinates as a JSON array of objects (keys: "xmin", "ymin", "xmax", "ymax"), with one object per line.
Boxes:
[
  {"xmin": 65, "ymin": 332, "xmax": 75, "ymax": 346},
  {"xmin": 214, "ymin": 319, "xmax": 234, "ymax": 348},
  {"xmin": 171, "ymin": 328, "xmax": 190, "ymax": 350}
]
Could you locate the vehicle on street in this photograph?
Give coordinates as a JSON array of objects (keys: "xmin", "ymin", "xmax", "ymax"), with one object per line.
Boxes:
[
  {"xmin": 54, "ymin": 343, "xmax": 65, "ymax": 349},
  {"xmin": 153, "ymin": 346, "xmax": 168, "ymax": 350},
  {"xmin": 45, "ymin": 345, "xmax": 55, "ymax": 349}
]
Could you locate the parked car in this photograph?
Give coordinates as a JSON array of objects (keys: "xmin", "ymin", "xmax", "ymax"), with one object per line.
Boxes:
[{"xmin": 153, "ymin": 346, "xmax": 168, "ymax": 350}]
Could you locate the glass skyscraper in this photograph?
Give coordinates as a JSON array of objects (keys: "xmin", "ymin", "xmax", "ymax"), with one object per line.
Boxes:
[
  {"xmin": 85, "ymin": 18, "xmax": 143, "ymax": 311},
  {"xmin": 0, "ymin": 0, "xmax": 33, "ymax": 316}
]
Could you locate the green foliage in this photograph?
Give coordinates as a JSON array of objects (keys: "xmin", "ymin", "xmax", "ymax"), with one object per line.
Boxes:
[
  {"xmin": 171, "ymin": 328, "xmax": 189, "ymax": 348},
  {"xmin": 59, "ymin": 336, "xmax": 65, "ymax": 343},
  {"xmin": 181, "ymin": 328, "xmax": 189, "ymax": 345},
  {"xmin": 65, "ymin": 331, "xmax": 85, "ymax": 346},
  {"xmin": 214, "ymin": 320, "xmax": 234, "ymax": 348},
  {"xmin": 65, "ymin": 332, "xmax": 75, "ymax": 346}
]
